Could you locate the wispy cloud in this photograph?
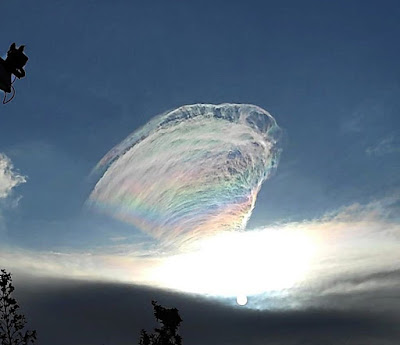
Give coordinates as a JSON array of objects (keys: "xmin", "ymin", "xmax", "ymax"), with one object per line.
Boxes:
[
  {"xmin": 0, "ymin": 153, "xmax": 26, "ymax": 200},
  {"xmin": 0, "ymin": 153, "xmax": 26, "ymax": 235},
  {"xmin": 340, "ymin": 100, "xmax": 384, "ymax": 134},
  {"xmin": 366, "ymin": 135, "xmax": 400, "ymax": 156}
]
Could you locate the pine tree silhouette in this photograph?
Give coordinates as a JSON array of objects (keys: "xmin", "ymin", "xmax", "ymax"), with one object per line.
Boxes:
[
  {"xmin": 0, "ymin": 269, "xmax": 36, "ymax": 345},
  {"xmin": 139, "ymin": 301, "xmax": 183, "ymax": 345}
]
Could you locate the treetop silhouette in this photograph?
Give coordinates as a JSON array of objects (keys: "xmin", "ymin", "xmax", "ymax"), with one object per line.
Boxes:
[
  {"xmin": 139, "ymin": 300, "xmax": 183, "ymax": 345},
  {"xmin": 0, "ymin": 269, "xmax": 36, "ymax": 345}
]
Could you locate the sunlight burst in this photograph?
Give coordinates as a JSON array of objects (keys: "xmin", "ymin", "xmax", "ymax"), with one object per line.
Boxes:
[
  {"xmin": 152, "ymin": 227, "xmax": 316, "ymax": 298},
  {"xmin": 236, "ymin": 295, "xmax": 248, "ymax": 306}
]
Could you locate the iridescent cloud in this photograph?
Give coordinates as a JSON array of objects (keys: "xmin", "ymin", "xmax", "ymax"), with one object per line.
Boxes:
[{"xmin": 89, "ymin": 104, "xmax": 281, "ymax": 247}]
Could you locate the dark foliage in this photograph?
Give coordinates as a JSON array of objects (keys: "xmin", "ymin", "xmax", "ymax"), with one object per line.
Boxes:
[
  {"xmin": 139, "ymin": 301, "xmax": 183, "ymax": 345},
  {"xmin": 0, "ymin": 269, "xmax": 36, "ymax": 345}
]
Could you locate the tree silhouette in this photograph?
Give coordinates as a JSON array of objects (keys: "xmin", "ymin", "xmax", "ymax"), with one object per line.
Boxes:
[
  {"xmin": 139, "ymin": 301, "xmax": 183, "ymax": 345},
  {"xmin": 0, "ymin": 269, "xmax": 36, "ymax": 345}
]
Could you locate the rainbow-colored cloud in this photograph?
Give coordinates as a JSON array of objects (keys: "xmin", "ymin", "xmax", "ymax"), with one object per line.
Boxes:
[{"xmin": 89, "ymin": 104, "xmax": 281, "ymax": 247}]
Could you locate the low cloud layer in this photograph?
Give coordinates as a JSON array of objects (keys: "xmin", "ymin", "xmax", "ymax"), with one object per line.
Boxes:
[{"xmin": 11, "ymin": 275, "xmax": 400, "ymax": 345}]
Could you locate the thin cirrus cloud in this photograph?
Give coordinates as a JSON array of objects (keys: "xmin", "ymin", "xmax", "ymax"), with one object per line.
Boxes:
[{"xmin": 366, "ymin": 135, "xmax": 400, "ymax": 156}]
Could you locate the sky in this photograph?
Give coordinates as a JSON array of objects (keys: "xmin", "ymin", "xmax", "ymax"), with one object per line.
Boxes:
[{"xmin": 0, "ymin": 0, "xmax": 400, "ymax": 344}]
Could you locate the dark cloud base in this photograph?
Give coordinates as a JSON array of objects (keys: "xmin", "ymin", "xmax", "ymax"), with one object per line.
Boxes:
[{"xmin": 11, "ymin": 274, "xmax": 400, "ymax": 345}]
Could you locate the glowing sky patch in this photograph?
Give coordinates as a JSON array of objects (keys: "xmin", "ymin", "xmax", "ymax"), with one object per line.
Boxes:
[
  {"xmin": 1, "ymin": 197, "xmax": 399, "ymax": 311},
  {"xmin": 89, "ymin": 104, "xmax": 281, "ymax": 247},
  {"xmin": 151, "ymin": 228, "xmax": 316, "ymax": 297}
]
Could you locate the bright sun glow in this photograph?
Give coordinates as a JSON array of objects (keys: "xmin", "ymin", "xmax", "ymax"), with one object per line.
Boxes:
[
  {"xmin": 152, "ymin": 227, "xmax": 316, "ymax": 298},
  {"xmin": 236, "ymin": 295, "xmax": 248, "ymax": 306}
]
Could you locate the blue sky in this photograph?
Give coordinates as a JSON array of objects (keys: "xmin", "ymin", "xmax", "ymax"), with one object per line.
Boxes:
[{"xmin": 1, "ymin": 0, "xmax": 399, "ymax": 249}]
